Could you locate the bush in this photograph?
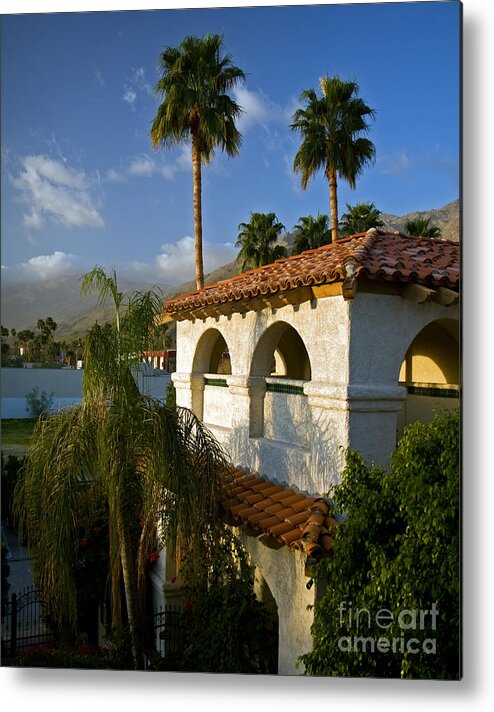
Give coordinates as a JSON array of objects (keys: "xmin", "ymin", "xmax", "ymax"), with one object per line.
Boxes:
[
  {"xmin": 25, "ymin": 387, "xmax": 54, "ymax": 418},
  {"xmin": 1, "ymin": 453, "xmax": 26, "ymax": 525},
  {"xmin": 301, "ymin": 410, "xmax": 460, "ymax": 680}
]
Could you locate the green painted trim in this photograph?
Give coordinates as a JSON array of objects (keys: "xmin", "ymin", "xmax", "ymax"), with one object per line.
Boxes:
[
  {"xmin": 204, "ymin": 377, "xmax": 228, "ymax": 388},
  {"xmin": 407, "ymin": 385, "xmax": 460, "ymax": 399},
  {"xmin": 267, "ymin": 382, "xmax": 305, "ymax": 395}
]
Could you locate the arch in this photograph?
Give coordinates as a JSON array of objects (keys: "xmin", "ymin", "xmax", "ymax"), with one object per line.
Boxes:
[
  {"xmin": 250, "ymin": 321, "xmax": 312, "ymax": 380},
  {"xmin": 191, "ymin": 327, "xmax": 232, "ymax": 375},
  {"xmin": 397, "ymin": 317, "xmax": 459, "ymax": 435},
  {"xmin": 398, "ymin": 318, "xmax": 459, "ymax": 386}
]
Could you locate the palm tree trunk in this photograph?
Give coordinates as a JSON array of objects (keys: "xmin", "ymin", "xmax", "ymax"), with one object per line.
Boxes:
[
  {"xmin": 117, "ymin": 507, "xmax": 143, "ymax": 670},
  {"xmin": 328, "ymin": 165, "xmax": 338, "ymax": 242},
  {"xmin": 192, "ymin": 133, "xmax": 205, "ymax": 290}
]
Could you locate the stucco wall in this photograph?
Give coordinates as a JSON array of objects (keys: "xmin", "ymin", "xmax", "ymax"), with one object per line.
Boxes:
[
  {"xmin": 263, "ymin": 390, "xmax": 310, "ymax": 447},
  {"xmin": 203, "ymin": 383, "xmax": 232, "ymax": 428},
  {"xmin": 238, "ymin": 529, "xmax": 314, "ymax": 675},
  {"xmin": 173, "ymin": 290, "xmax": 459, "ymax": 491}
]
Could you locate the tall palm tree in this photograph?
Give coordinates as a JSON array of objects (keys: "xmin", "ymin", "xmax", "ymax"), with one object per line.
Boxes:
[
  {"xmin": 404, "ymin": 216, "xmax": 442, "ymax": 238},
  {"xmin": 291, "ymin": 75, "xmax": 376, "ymax": 241},
  {"xmin": 291, "ymin": 213, "xmax": 332, "ymax": 255},
  {"xmin": 151, "ymin": 34, "xmax": 245, "ymax": 290},
  {"xmin": 236, "ymin": 212, "xmax": 287, "ymax": 271},
  {"xmin": 339, "ymin": 201, "xmax": 384, "ymax": 237},
  {"xmin": 14, "ymin": 267, "xmax": 232, "ymax": 669}
]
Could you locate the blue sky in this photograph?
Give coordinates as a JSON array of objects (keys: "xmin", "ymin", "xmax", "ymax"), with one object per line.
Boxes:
[{"xmin": 1, "ymin": 1, "xmax": 461, "ymax": 288}]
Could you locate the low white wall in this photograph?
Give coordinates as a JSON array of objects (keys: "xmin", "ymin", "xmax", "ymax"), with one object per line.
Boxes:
[
  {"xmin": 1, "ymin": 367, "xmax": 83, "ymax": 398},
  {"xmin": 203, "ymin": 383, "xmax": 232, "ymax": 428},
  {"xmin": 263, "ymin": 389, "xmax": 310, "ymax": 447}
]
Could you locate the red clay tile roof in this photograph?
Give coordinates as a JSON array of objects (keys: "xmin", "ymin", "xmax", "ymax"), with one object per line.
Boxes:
[
  {"xmin": 164, "ymin": 229, "xmax": 459, "ymax": 317},
  {"xmin": 222, "ymin": 468, "xmax": 337, "ymax": 560}
]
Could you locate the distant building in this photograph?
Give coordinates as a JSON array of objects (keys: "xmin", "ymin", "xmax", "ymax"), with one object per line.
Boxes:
[{"xmin": 142, "ymin": 349, "xmax": 176, "ymax": 372}]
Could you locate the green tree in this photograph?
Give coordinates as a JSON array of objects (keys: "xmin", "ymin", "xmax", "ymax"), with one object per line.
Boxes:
[
  {"xmin": 339, "ymin": 201, "xmax": 384, "ymax": 237},
  {"xmin": 236, "ymin": 211, "xmax": 287, "ymax": 271},
  {"xmin": 15, "ymin": 267, "xmax": 233, "ymax": 670},
  {"xmin": 17, "ymin": 329, "xmax": 35, "ymax": 360},
  {"xmin": 301, "ymin": 410, "xmax": 460, "ymax": 679},
  {"xmin": 291, "ymin": 213, "xmax": 331, "ymax": 255},
  {"xmin": 151, "ymin": 34, "xmax": 245, "ymax": 290},
  {"xmin": 404, "ymin": 216, "xmax": 442, "ymax": 238},
  {"xmin": 291, "ymin": 76, "xmax": 376, "ymax": 242}
]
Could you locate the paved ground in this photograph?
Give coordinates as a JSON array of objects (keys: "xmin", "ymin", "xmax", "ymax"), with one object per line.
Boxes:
[{"xmin": 2, "ymin": 524, "xmax": 34, "ymax": 595}]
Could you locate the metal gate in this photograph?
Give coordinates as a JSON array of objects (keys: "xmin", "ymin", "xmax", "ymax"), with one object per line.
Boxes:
[
  {"xmin": 1, "ymin": 586, "xmax": 55, "ymax": 660},
  {"xmin": 152, "ymin": 603, "xmax": 185, "ymax": 658}
]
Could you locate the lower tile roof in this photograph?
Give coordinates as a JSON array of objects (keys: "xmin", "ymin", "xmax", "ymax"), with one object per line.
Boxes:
[{"xmin": 222, "ymin": 468, "xmax": 337, "ymax": 561}]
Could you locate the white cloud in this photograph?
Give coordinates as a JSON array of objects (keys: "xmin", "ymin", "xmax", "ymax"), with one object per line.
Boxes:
[
  {"xmin": 3, "ymin": 251, "xmax": 84, "ymax": 284},
  {"xmin": 106, "ymin": 150, "xmax": 191, "ymax": 185},
  {"xmin": 12, "ymin": 155, "xmax": 104, "ymax": 230},
  {"xmin": 128, "ymin": 156, "xmax": 157, "ymax": 177},
  {"xmin": 233, "ymin": 86, "xmax": 296, "ymax": 132},
  {"xmin": 154, "ymin": 236, "xmax": 236, "ymax": 285},
  {"xmin": 94, "ymin": 68, "xmax": 105, "ymax": 87},
  {"xmin": 378, "ymin": 151, "xmax": 410, "ymax": 176},
  {"xmin": 123, "ymin": 89, "xmax": 137, "ymax": 105},
  {"xmin": 122, "ymin": 66, "xmax": 153, "ymax": 108},
  {"xmin": 104, "ymin": 167, "xmax": 127, "ymax": 184}
]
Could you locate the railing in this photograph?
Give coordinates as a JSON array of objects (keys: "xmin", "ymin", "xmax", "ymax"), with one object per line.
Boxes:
[{"xmin": 151, "ymin": 603, "xmax": 185, "ymax": 658}]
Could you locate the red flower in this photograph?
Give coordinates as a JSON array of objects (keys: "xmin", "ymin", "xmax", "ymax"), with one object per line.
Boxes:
[
  {"xmin": 148, "ymin": 551, "xmax": 159, "ymax": 562},
  {"xmin": 79, "ymin": 538, "xmax": 88, "ymax": 548}
]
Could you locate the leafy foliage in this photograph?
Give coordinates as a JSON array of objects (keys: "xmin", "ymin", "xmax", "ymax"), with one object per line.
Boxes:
[
  {"xmin": 339, "ymin": 201, "xmax": 384, "ymax": 237},
  {"xmin": 291, "ymin": 75, "xmax": 375, "ymax": 240},
  {"xmin": 236, "ymin": 211, "xmax": 287, "ymax": 271},
  {"xmin": 291, "ymin": 213, "xmax": 332, "ymax": 254},
  {"xmin": 301, "ymin": 410, "xmax": 460, "ymax": 679},
  {"xmin": 404, "ymin": 216, "xmax": 442, "ymax": 238},
  {"xmin": 1, "ymin": 453, "xmax": 26, "ymax": 523},
  {"xmin": 14, "ymin": 267, "xmax": 235, "ymax": 670},
  {"xmin": 25, "ymin": 386, "xmax": 54, "ymax": 419},
  {"xmin": 153, "ymin": 548, "xmax": 278, "ymax": 674},
  {"xmin": 151, "ymin": 34, "xmax": 245, "ymax": 288}
]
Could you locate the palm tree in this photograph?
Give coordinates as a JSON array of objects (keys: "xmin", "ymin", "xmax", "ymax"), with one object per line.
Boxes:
[
  {"xmin": 236, "ymin": 212, "xmax": 287, "ymax": 271},
  {"xmin": 339, "ymin": 202, "xmax": 384, "ymax": 237},
  {"xmin": 14, "ymin": 267, "xmax": 232, "ymax": 669},
  {"xmin": 291, "ymin": 75, "xmax": 376, "ymax": 242},
  {"xmin": 404, "ymin": 216, "xmax": 442, "ymax": 238},
  {"xmin": 291, "ymin": 213, "xmax": 332, "ymax": 255},
  {"xmin": 151, "ymin": 34, "xmax": 245, "ymax": 290}
]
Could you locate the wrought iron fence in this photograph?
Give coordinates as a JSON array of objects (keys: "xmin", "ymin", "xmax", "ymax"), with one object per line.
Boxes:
[
  {"xmin": 151, "ymin": 603, "xmax": 185, "ymax": 659},
  {"xmin": 1, "ymin": 586, "xmax": 55, "ymax": 660}
]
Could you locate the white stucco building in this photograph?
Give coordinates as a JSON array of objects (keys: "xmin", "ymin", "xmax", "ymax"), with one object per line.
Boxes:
[{"xmin": 157, "ymin": 228, "xmax": 460, "ymax": 674}]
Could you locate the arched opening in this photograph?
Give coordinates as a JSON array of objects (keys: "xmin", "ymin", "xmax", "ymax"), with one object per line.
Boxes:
[
  {"xmin": 192, "ymin": 328, "xmax": 231, "ymax": 375},
  {"xmin": 251, "ymin": 322, "xmax": 311, "ymax": 380},
  {"xmin": 191, "ymin": 328, "xmax": 232, "ymax": 428},
  {"xmin": 397, "ymin": 318, "xmax": 459, "ymax": 436},
  {"xmin": 250, "ymin": 322, "xmax": 312, "ymax": 445},
  {"xmin": 252, "ymin": 566, "xmax": 279, "ymax": 673}
]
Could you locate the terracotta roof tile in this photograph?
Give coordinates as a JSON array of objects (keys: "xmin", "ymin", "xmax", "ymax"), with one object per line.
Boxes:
[
  {"xmin": 164, "ymin": 229, "xmax": 459, "ymax": 318},
  {"xmin": 222, "ymin": 468, "xmax": 335, "ymax": 559}
]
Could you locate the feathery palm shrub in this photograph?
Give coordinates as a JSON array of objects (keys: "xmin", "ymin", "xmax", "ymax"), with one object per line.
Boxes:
[{"xmin": 14, "ymin": 267, "xmax": 233, "ymax": 670}]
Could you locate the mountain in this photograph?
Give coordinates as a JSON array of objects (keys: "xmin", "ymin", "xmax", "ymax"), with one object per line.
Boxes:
[
  {"xmin": 1, "ymin": 275, "xmax": 171, "ymax": 340},
  {"xmin": 1, "ymin": 200, "xmax": 459, "ymax": 341},
  {"xmin": 380, "ymin": 199, "xmax": 459, "ymax": 242}
]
